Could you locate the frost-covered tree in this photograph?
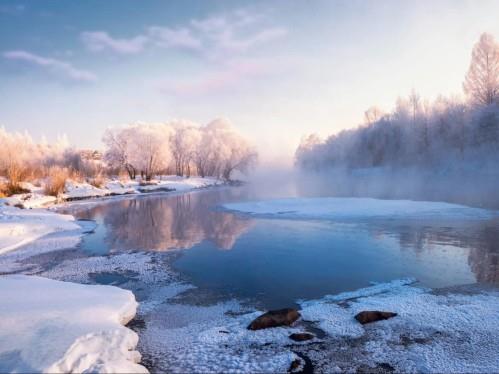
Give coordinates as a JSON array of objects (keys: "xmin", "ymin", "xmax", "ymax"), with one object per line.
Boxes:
[
  {"xmin": 127, "ymin": 123, "xmax": 173, "ymax": 181},
  {"xmin": 463, "ymin": 33, "xmax": 499, "ymax": 106},
  {"xmin": 170, "ymin": 122, "xmax": 201, "ymax": 177},
  {"xmin": 103, "ymin": 126, "xmax": 138, "ymax": 179},
  {"xmin": 102, "ymin": 118, "xmax": 256, "ymax": 181}
]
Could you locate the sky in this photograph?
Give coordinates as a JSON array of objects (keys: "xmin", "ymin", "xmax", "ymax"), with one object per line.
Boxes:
[{"xmin": 1, "ymin": 0, "xmax": 499, "ymax": 166}]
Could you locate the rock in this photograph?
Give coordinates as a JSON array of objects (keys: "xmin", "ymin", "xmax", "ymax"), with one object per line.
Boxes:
[
  {"xmin": 247, "ymin": 308, "xmax": 301, "ymax": 330},
  {"xmin": 289, "ymin": 359, "xmax": 302, "ymax": 372},
  {"xmin": 289, "ymin": 332, "xmax": 314, "ymax": 342},
  {"xmin": 354, "ymin": 311, "xmax": 397, "ymax": 324}
]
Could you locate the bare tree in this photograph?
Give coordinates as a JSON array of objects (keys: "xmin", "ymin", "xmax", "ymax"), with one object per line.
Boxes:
[{"xmin": 463, "ymin": 33, "xmax": 499, "ymax": 106}]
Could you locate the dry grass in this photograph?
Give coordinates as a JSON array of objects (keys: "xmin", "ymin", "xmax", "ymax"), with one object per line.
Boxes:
[
  {"xmin": 0, "ymin": 182, "xmax": 30, "ymax": 197},
  {"xmin": 89, "ymin": 174, "xmax": 105, "ymax": 188},
  {"xmin": 44, "ymin": 166, "xmax": 70, "ymax": 197}
]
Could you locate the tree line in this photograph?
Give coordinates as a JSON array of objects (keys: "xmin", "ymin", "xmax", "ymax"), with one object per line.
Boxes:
[
  {"xmin": 0, "ymin": 117, "xmax": 256, "ymax": 196},
  {"xmin": 295, "ymin": 33, "xmax": 499, "ymax": 171}
]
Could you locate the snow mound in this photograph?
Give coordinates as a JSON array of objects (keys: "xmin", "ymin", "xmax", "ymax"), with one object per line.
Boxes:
[
  {"xmin": 0, "ymin": 275, "xmax": 147, "ymax": 373},
  {"xmin": 224, "ymin": 197, "xmax": 495, "ymax": 220},
  {"xmin": 0, "ymin": 205, "xmax": 80, "ymax": 255},
  {"xmin": 63, "ymin": 180, "xmax": 108, "ymax": 200}
]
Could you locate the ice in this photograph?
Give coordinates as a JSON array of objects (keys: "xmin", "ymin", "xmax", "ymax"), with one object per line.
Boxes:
[
  {"xmin": 0, "ymin": 205, "xmax": 81, "ymax": 255},
  {"xmin": 224, "ymin": 197, "xmax": 495, "ymax": 220},
  {"xmin": 0, "ymin": 275, "xmax": 147, "ymax": 373}
]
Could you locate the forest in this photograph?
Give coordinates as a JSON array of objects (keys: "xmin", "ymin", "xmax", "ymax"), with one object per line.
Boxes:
[{"xmin": 295, "ymin": 33, "xmax": 499, "ymax": 173}]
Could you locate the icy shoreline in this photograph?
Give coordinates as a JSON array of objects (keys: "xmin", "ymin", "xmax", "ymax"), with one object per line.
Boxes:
[{"xmin": 0, "ymin": 176, "xmax": 227, "ymax": 373}]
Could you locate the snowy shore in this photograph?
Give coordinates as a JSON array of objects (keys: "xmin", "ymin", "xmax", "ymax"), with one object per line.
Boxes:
[
  {"xmin": 0, "ymin": 175, "xmax": 225, "ymax": 373},
  {"xmin": 0, "ymin": 275, "xmax": 147, "ymax": 373},
  {"xmin": 3, "ymin": 175, "xmax": 223, "ymax": 209}
]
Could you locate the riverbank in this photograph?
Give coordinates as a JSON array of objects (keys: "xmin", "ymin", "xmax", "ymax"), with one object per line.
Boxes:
[
  {"xmin": 1, "ymin": 189, "xmax": 498, "ymax": 373},
  {"xmin": 0, "ymin": 176, "xmax": 225, "ymax": 373}
]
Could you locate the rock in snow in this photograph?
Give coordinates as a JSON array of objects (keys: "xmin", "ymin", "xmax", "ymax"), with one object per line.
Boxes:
[
  {"xmin": 247, "ymin": 308, "xmax": 301, "ymax": 330},
  {"xmin": 0, "ymin": 275, "xmax": 148, "ymax": 373},
  {"xmin": 354, "ymin": 310, "xmax": 398, "ymax": 324}
]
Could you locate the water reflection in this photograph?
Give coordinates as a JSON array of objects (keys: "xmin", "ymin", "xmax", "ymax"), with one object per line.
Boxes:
[
  {"xmin": 68, "ymin": 187, "xmax": 498, "ymax": 307},
  {"xmin": 366, "ymin": 219, "xmax": 499, "ymax": 284},
  {"xmin": 74, "ymin": 189, "xmax": 253, "ymax": 252}
]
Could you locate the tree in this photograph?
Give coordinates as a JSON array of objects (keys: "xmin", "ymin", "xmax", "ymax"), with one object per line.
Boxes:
[
  {"xmin": 103, "ymin": 126, "xmax": 137, "ymax": 179},
  {"xmin": 170, "ymin": 122, "xmax": 201, "ymax": 177},
  {"xmin": 463, "ymin": 33, "xmax": 499, "ymax": 106},
  {"xmin": 364, "ymin": 106, "xmax": 384, "ymax": 125}
]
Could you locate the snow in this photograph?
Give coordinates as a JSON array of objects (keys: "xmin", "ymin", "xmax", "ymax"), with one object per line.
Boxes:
[
  {"xmin": 297, "ymin": 280, "xmax": 499, "ymax": 373},
  {"xmin": 0, "ymin": 205, "xmax": 81, "ymax": 255},
  {"xmin": 3, "ymin": 176, "xmax": 224, "ymax": 208},
  {"xmin": 63, "ymin": 180, "xmax": 109, "ymax": 200},
  {"xmin": 224, "ymin": 197, "xmax": 495, "ymax": 220},
  {"xmin": 0, "ymin": 275, "xmax": 147, "ymax": 373}
]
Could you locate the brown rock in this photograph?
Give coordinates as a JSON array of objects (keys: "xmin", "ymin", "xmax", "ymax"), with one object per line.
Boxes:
[
  {"xmin": 355, "ymin": 310, "xmax": 397, "ymax": 324},
  {"xmin": 289, "ymin": 332, "xmax": 314, "ymax": 342},
  {"xmin": 247, "ymin": 308, "xmax": 301, "ymax": 330},
  {"xmin": 289, "ymin": 359, "xmax": 301, "ymax": 372}
]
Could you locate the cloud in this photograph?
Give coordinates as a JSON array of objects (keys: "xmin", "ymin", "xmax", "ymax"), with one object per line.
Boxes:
[
  {"xmin": 80, "ymin": 8, "xmax": 288, "ymax": 58},
  {"xmin": 191, "ymin": 10, "xmax": 288, "ymax": 56},
  {"xmin": 81, "ymin": 31, "xmax": 148, "ymax": 54},
  {"xmin": 3, "ymin": 50, "xmax": 97, "ymax": 82},
  {"xmin": 147, "ymin": 26, "xmax": 201, "ymax": 50}
]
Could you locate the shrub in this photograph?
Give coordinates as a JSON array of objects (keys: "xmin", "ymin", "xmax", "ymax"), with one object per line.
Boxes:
[
  {"xmin": 89, "ymin": 174, "xmax": 105, "ymax": 188},
  {"xmin": 44, "ymin": 166, "xmax": 70, "ymax": 197}
]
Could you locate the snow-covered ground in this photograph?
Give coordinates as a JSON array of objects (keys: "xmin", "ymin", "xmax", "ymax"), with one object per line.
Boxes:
[
  {"xmin": 224, "ymin": 197, "xmax": 496, "ymax": 220},
  {"xmin": 297, "ymin": 279, "xmax": 499, "ymax": 373},
  {"xmin": 2, "ymin": 176, "xmax": 223, "ymax": 208},
  {"xmin": 0, "ymin": 205, "xmax": 81, "ymax": 255},
  {"xmin": 0, "ymin": 275, "xmax": 147, "ymax": 373}
]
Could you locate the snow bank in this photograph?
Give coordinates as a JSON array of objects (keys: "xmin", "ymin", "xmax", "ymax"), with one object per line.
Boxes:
[
  {"xmin": 224, "ymin": 197, "xmax": 495, "ymax": 220},
  {"xmin": 4, "ymin": 176, "xmax": 224, "ymax": 207},
  {"xmin": 0, "ymin": 275, "xmax": 147, "ymax": 373},
  {"xmin": 0, "ymin": 205, "xmax": 80, "ymax": 255}
]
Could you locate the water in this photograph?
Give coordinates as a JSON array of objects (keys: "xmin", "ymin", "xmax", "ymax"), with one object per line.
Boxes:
[{"xmin": 63, "ymin": 186, "xmax": 499, "ymax": 309}]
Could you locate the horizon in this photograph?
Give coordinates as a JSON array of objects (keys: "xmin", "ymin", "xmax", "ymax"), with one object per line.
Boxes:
[{"xmin": 1, "ymin": 0, "xmax": 499, "ymax": 166}]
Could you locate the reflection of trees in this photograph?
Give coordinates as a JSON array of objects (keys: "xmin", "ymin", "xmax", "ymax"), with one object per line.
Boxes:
[
  {"xmin": 369, "ymin": 219, "xmax": 499, "ymax": 284},
  {"xmin": 467, "ymin": 222, "xmax": 499, "ymax": 283},
  {"xmin": 81, "ymin": 190, "xmax": 252, "ymax": 251}
]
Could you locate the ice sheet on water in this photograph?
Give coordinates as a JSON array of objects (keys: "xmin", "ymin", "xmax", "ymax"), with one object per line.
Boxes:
[{"xmin": 224, "ymin": 197, "xmax": 496, "ymax": 221}]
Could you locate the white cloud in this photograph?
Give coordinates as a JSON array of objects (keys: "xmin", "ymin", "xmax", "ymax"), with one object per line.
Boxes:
[
  {"xmin": 3, "ymin": 50, "xmax": 97, "ymax": 82},
  {"xmin": 81, "ymin": 31, "xmax": 148, "ymax": 54},
  {"xmin": 80, "ymin": 8, "xmax": 288, "ymax": 58},
  {"xmin": 147, "ymin": 26, "xmax": 201, "ymax": 50}
]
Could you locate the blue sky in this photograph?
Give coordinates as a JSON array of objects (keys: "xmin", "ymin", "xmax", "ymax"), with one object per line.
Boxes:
[{"xmin": 1, "ymin": 0, "xmax": 499, "ymax": 165}]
